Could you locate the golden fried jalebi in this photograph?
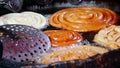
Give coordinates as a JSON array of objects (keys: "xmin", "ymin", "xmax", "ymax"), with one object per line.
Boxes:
[
  {"xmin": 94, "ymin": 25, "xmax": 120, "ymax": 49},
  {"xmin": 36, "ymin": 45, "xmax": 108, "ymax": 64},
  {"xmin": 49, "ymin": 7, "xmax": 118, "ymax": 32},
  {"xmin": 44, "ymin": 30, "xmax": 83, "ymax": 47}
]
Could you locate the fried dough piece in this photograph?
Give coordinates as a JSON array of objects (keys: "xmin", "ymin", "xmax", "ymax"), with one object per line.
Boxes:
[
  {"xmin": 44, "ymin": 30, "xmax": 83, "ymax": 47},
  {"xmin": 36, "ymin": 45, "xmax": 108, "ymax": 64},
  {"xmin": 49, "ymin": 7, "xmax": 118, "ymax": 32},
  {"xmin": 0, "ymin": 12, "xmax": 47, "ymax": 29},
  {"xmin": 94, "ymin": 25, "xmax": 120, "ymax": 49}
]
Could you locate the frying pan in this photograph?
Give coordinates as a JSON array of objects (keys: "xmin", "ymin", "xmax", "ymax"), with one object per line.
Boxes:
[{"xmin": 0, "ymin": 0, "xmax": 120, "ymax": 68}]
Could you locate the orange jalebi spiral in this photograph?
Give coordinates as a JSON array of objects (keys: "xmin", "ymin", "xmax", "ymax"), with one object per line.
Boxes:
[
  {"xmin": 36, "ymin": 45, "xmax": 108, "ymax": 64},
  {"xmin": 44, "ymin": 30, "xmax": 83, "ymax": 47},
  {"xmin": 49, "ymin": 7, "xmax": 118, "ymax": 32}
]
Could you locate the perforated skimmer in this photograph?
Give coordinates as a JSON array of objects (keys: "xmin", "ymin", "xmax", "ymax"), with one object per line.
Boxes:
[{"xmin": 0, "ymin": 24, "xmax": 51, "ymax": 62}]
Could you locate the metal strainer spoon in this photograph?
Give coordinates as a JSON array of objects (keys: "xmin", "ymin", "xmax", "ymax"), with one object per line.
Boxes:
[{"xmin": 0, "ymin": 24, "xmax": 51, "ymax": 63}]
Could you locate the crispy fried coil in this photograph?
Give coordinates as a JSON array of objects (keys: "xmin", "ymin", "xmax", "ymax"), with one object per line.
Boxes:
[
  {"xmin": 44, "ymin": 30, "xmax": 83, "ymax": 47},
  {"xmin": 94, "ymin": 25, "xmax": 120, "ymax": 50},
  {"xmin": 35, "ymin": 45, "xmax": 108, "ymax": 64},
  {"xmin": 47, "ymin": 48, "xmax": 120, "ymax": 68},
  {"xmin": 49, "ymin": 7, "xmax": 118, "ymax": 32},
  {"xmin": 19, "ymin": 48, "xmax": 120, "ymax": 68}
]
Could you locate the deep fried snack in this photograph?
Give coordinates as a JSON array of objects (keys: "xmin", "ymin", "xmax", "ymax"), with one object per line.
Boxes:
[
  {"xmin": 44, "ymin": 30, "xmax": 83, "ymax": 47},
  {"xmin": 0, "ymin": 12, "xmax": 47, "ymax": 29},
  {"xmin": 49, "ymin": 7, "xmax": 118, "ymax": 32},
  {"xmin": 94, "ymin": 25, "xmax": 120, "ymax": 49},
  {"xmin": 35, "ymin": 45, "xmax": 108, "ymax": 64}
]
